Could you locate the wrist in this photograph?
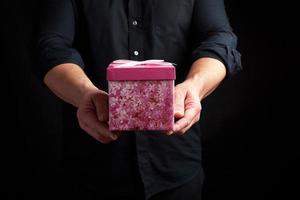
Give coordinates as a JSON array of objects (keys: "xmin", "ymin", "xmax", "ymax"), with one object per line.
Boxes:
[
  {"xmin": 184, "ymin": 75, "xmax": 205, "ymax": 100},
  {"xmin": 81, "ymin": 81, "xmax": 99, "ymax": 95},
  {"xmin": 77, "ymin": 81, "xmax": 99, "ymax": 106}
]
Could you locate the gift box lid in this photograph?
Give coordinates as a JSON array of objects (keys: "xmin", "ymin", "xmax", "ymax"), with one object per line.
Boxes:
[{"xmin": 107, "ymin": 60, "xmax": 176, "ymax": 81}]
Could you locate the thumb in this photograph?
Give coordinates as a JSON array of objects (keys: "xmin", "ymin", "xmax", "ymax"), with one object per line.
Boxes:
[
  {"xmin": 92, "ymin": 92, "xmax": 109, "ymax": 122},
  {"xmin": 174, "ymin": 88, "xmax": 185, "ymax": 119}
]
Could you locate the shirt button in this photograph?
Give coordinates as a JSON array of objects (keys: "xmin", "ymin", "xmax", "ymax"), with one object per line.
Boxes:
[
  {"xmin": 132, "ymin": 20, "xmax": 138, "ymax": 26},
  {"xmin": 133, "ymin": 50, "xmax": 139, "ymax": 56}
]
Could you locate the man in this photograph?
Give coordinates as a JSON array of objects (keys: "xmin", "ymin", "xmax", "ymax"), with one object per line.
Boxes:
[{"xmin": 37, "ymin": 0, "xmax": 241, "ymax": 199}]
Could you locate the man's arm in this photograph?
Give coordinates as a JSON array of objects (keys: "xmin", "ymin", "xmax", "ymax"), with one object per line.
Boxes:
[
  {"xmin": 44, "ymin": 63, "xmax": 97, "ymax": 107},
  {"xmin": 190, "ymin": 0, "xmax": 242, "ymax": 77},
  {"xmin": 37, "ymin": 0, "xmax": 118, "ymax": 143},
  {"xmin": 170, "ymin": 0, "xmax": 241, "ymax": 135},
  {"xmin": 171, "ymin": 58, "xmax": 226, "ymax": 135},
  {"xmin": 44, "ymin": 64, "xmax": 119, "ymax": 143},
  {"xmin": 185, "ymin": 58, "xmax": 226, "ymax": 100}
]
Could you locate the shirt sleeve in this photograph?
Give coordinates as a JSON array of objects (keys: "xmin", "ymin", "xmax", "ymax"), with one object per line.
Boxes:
[
  {"xmin": 35, "ymin": 0, "xmax": 84, "ymax": 81},
  {"xmin": 191, "ymin": 0, "xmax": 242, "ymax": 77}
]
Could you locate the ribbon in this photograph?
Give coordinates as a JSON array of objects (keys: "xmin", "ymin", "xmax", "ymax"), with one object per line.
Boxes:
[{"xmin": 112, "ymin": 59, "xmax": 171, "ymax": 68}]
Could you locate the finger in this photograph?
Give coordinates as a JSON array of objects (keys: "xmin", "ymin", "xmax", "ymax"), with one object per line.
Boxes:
[
  {"xmin": 97, "ymin": 122, "xmax": 118, "ymax": 140},
  {"xmin": 93, "ymin": 120, "xmax": 118, "ymax": 140},
  {"xmin": 176, "ymin": 111, "xmax": 201, "ymax": 135},
  {"xmin": 166, "ymin": 130, "xmax": 174, "ymax": 136},
  {"xmin": 174, "ymin": 88, "xmax": 185, "ymax": 119},
  {"xmin": 173, "ymin": 108, "xmax": 197, "ymax": 133},
  {"xmin": 112, "ymin": 131, "xmax": 122, "ymax": 137},
  {"xmin": 93, "ymin": 92, "xmax": 109, "ymax": 122},
  {"xmin": 161, "ymin": 130, "xmax": 172, "ymax": 136},
  {"xmin": 82, "ymin": 111, "xmax": 118, "ymax": 140},
  {"xmin": 167, "ymin": 109, "xmax": 201, "ymax": 136},
  {"xmin": 174, "ymin": 91, "xmax": 201, "ymax": 134},
  {"xmin": 79, "ymin": 121, "xmax": 113, "ymax": 143}
]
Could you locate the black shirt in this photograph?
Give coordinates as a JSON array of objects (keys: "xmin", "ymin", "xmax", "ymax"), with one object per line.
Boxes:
[{"xmin": 37, "ymin": 0, "xmax": 242, "ymax": 199}]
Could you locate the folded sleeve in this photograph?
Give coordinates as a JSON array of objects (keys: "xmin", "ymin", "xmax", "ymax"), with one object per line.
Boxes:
[
  {"xmin": 191, "ymin": 0, "xmax": 242, "ymax": 77},
  {"xmin": 35, "ymin": 0, "xmax": 84, "ymax": 81}
]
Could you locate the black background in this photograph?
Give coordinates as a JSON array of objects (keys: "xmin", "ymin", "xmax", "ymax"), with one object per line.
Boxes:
[{"xmin": 3, "ymin": 0, "xmax": 298, "ymax": 199}]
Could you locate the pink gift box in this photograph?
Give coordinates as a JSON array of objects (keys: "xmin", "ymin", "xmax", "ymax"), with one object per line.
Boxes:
[{"xmin": 107, "ymin": 60, "xmax": 176, "ymax": 131}]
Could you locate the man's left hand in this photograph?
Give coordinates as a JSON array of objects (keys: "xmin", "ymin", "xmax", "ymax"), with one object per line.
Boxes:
[{"xmin": 168, "ymin": 80, "xmax": 202, "ymax": 135}]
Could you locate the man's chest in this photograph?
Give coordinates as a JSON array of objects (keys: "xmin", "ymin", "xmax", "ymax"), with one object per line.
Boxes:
[{"xmin": 76, "ymin": 0, "xmax": 194, "ymax": 30}]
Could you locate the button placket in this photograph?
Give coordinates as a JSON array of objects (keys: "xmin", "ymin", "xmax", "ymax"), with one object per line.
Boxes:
[{"xmin": 128, "ymin": 0, "xmax": 144, "ymax": 60}]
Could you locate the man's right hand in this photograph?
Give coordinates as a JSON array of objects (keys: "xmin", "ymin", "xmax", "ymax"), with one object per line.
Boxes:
[
  {"xmin": 77, "ymin": 89, "xmax": 120, "ymax": 143},
  {"xmin": 44, "ymin": 63, "xmax": 120, "ymax": 143}
]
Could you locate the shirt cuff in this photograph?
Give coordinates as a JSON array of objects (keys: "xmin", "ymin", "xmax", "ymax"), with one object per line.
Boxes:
[
  {"xmin": 35, "ymin": 47, "xmax": 85, "ymax": 82},
  {"xmin": 191, "ymin": 42, "xmax": 242, "ymax": 78}
]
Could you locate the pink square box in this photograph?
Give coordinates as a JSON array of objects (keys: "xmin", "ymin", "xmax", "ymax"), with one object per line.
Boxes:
[{"xmin": 107, "ymin": 60, "xmax": 176, "ymax": 131}]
